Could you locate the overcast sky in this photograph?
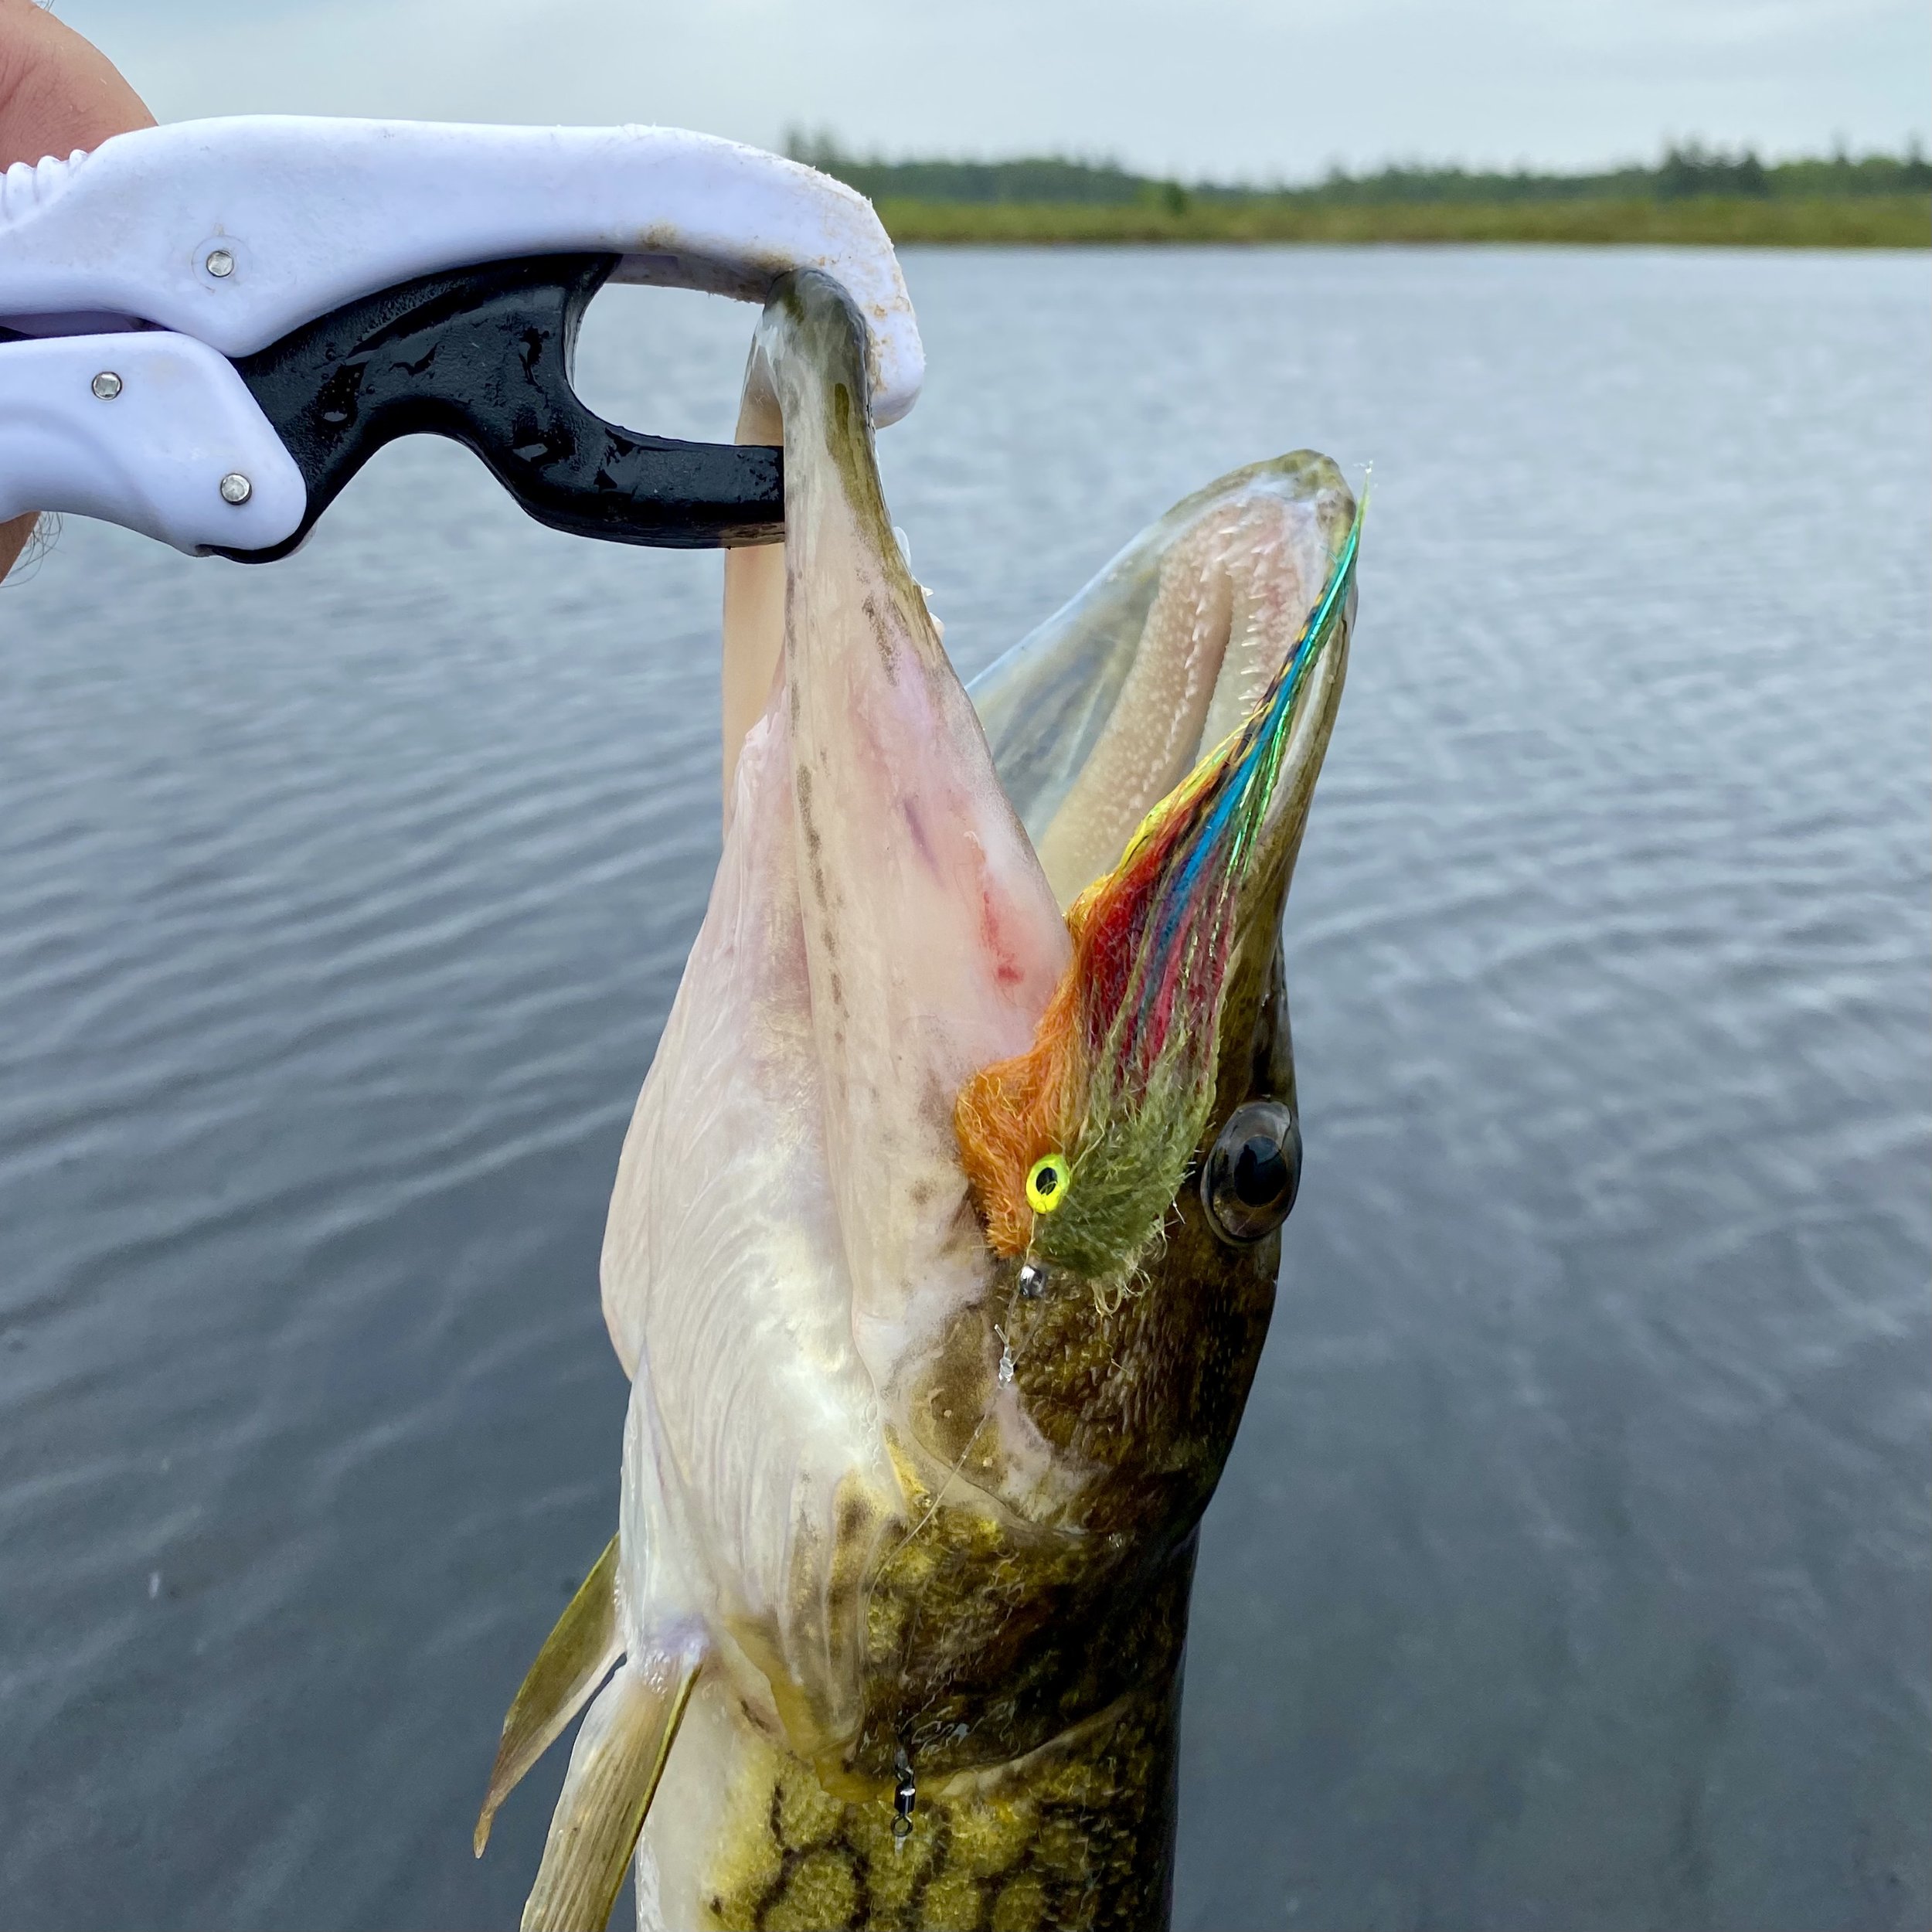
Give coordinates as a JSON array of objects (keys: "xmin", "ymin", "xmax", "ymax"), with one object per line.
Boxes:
[{"xmin": 52, "ymin": 0, "xmax": 1931, "ymax": 179}]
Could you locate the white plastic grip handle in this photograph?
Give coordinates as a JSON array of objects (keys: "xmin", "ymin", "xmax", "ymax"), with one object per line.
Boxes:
[
  {"xmin": 0, "ymin": 117, "xmax": 923, "ymax": 424},
  {"xmin": 0, "ymin": 332, "xmax": 305, "ymax": 553}
]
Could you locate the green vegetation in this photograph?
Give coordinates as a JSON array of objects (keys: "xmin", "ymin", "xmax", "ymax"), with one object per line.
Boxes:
[
  {"xmin": 867, "ymin": 195, "xmax": 1927, "ymax": 248},
  {"xmin": 784, "ymin": 136, "xmax": 1932, "ymax": 248}
]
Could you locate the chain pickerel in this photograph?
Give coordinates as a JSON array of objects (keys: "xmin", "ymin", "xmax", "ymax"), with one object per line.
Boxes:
[{"xmin": 476, "ymin": 270, "xmax": 1361, "ymax": 1932}]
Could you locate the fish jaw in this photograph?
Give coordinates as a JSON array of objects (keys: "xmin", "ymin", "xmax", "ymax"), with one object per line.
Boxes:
[
  {"xmin": 599, "ymin": 271, "xmax": 1072, "ymax": 1762},
  {"xmin": 957, "ymin": 461, "xmax": 1360, "ymax": 1287},
  {"xmin": 600, "ymin": 692, "xmax": 891, "ymax": 1750},
  {"xmin": 971, "ymin": 450, "xmax": 1358, "ymax": 911},
  {"xmin": 755, "ymin": 274, "xmax": 1070, "ymax": 1375}
]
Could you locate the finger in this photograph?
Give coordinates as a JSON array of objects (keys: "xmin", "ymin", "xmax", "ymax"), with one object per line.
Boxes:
[
  {"xmin": 0, "ymin": 1, "xmax": 155, "ymax": 168},
  {"xmin": 0, "ymin": 4, "xmax": 155, "ymax": 580}
]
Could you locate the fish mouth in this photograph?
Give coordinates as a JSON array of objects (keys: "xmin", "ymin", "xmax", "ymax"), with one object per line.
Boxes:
[
  {"xmin": 954, "ymin": 454, "xmax": 1360, "ymax": 1275},
  {"xmin": 974, "ymin": 449, "xmax": 1359, "ymax": 921},
  {"xmin": 692, "ymin": 269, "xmax": 1359, "ymax": 1340}
]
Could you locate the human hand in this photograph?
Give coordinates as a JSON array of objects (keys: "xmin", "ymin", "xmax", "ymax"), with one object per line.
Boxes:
[{"xmin": 1, "ymin": 0, "xmax": 154, "ymax": 580}]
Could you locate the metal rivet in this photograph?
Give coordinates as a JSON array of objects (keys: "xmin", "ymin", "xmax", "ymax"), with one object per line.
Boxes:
[
  {"xmin": 90, "ymin": 371, "xmax": 123, "ymax": 400},
  {"xmin": 219, "ymin": 473, "xmax": 253, "ymax": 505},
  {"xmin": 205, "ymin": 248, "xmax": 235, "ymax": 278}
]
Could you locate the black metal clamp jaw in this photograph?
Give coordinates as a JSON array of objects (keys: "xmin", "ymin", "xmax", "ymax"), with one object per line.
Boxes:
[{"xmin": 217, "ymin": 253, "xmax": 783, "ymax": 563}]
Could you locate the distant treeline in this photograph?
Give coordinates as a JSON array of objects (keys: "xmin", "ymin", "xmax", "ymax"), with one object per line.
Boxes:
[
  {"xmin": 783, "ymin": 134, "xmax": 1930, "ymax": 248},
  {"xmin": 784, "ymin": 134, "xmax": 1932, "ymax": 209}
]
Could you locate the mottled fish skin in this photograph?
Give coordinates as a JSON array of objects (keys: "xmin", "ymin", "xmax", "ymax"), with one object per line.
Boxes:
[{"xmin": 485, "ymin": 271, "xmax": 1358, "ymax": 1932}]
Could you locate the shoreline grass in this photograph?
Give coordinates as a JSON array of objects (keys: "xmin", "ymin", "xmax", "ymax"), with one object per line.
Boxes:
[{"xmin": 875, "ymin": 195, "xmax": 1930, "ymax": 250}]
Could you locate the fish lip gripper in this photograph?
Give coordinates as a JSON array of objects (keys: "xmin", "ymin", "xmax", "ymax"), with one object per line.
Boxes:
[{"xmin": 0, "ymin": 115, "xmax": 923, "ymax": 558}]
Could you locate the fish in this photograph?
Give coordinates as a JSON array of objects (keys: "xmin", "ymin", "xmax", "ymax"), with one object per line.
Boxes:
[{"xmin": 474, "ymin": 269, "xmax": 1360, "ymax": 1932}]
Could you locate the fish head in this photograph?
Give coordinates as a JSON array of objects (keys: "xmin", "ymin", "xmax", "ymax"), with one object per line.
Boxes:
[
  {"xmin": 602, "ymin": 270, "xmax": 1359, "ymax": 1800},
  {"xmin": 958, "ymin": 447, "xmax": 1359, "ymax": 1291}
]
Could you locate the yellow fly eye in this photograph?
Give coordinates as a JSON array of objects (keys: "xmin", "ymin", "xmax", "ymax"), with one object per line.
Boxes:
[{"xmin": 1026, "ymin": 1153, "xmax": 1068, "ymax": 1215}]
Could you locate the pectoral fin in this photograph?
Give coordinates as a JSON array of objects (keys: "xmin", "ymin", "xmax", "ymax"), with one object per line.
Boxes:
[
  {"xmin": 520, "ymin": 1652, "xmax": 699, "ymax": 1932},
  {"xmin": 475, "ymin": 1534, "xmax": 624, "ymax": 1857}
]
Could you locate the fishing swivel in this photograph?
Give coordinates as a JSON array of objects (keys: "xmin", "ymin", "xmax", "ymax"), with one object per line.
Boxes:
[{"xmin": 892, "ymin": 1743, "xmax": 917, "ymax": 1846}]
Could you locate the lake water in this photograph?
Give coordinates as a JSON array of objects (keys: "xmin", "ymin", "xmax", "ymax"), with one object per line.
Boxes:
[{"xmin": 2, "ymin": 246, "xmax": 1927, "ymax": 1932}]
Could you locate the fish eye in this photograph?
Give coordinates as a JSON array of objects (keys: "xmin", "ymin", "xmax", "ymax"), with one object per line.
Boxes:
[
  {"xmin": 1201, "ymin": 1100, "xmax": 1301, "ymax": 1245},
  {"xmin": 1026, "ymin": 1153, "xmax": 1068, "ymax": 1214}
]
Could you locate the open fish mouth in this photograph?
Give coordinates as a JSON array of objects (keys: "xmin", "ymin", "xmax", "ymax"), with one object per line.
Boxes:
[{"xmin": 479, "ymin": 271, "xmax": 1361, "ymax": 1932}]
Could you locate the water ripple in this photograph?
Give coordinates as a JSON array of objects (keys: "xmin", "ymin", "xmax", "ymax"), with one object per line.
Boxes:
[{"xmin": 0, "ymin": 247, "xmax": 1925, "ymax": 1931}]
